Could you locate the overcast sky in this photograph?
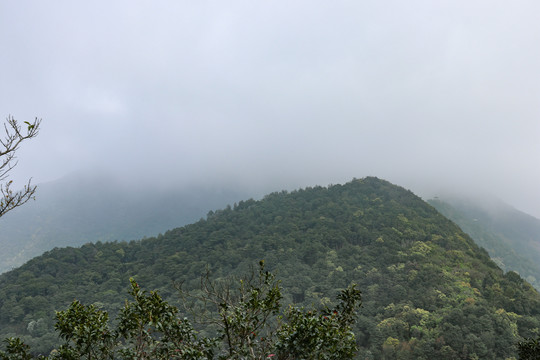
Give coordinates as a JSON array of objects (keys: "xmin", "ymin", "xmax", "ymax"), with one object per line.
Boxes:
[{"xmin": 1, "ymin": 1, "xmax": 540, "ymax": 217}]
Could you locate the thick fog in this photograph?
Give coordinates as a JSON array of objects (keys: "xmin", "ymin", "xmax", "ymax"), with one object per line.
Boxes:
[{"xmin": 1, "ymin": 1, "xmax": 539, "ymax": 217}]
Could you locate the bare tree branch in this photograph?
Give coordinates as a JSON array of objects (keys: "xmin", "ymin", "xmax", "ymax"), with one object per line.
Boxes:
[{"xmin": 0, "ymin": 115, "xmax": 41, "ymax": 218}]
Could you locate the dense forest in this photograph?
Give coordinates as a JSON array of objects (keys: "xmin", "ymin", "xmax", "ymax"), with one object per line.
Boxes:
[
  {"xmin": 1, "ymin": 177, "xmax": 539, "ymax": 358},
  {"xmin": 429, "ymin": 197, "xmax": 540, "ymax": 291}
]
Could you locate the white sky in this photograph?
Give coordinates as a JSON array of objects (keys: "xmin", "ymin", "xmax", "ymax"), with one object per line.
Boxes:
[{"xmin": 1, "ymin": 1, "xmax": 540, "ymax": 217}]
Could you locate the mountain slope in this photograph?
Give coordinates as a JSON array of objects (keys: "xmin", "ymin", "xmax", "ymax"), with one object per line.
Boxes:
[
  {"xmin": 0, "ymin": 177, "xmax": 539, "ymax": 359},
  {"xmin": 0, "ymin": 172, "xmax": 249, "ymax": 273},
  {"xmin": 429, "ymin": 196, "xmax": 540, "ymax": 291}
]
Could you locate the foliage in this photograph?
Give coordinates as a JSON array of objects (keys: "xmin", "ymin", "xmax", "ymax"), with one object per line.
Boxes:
[
  {"xmin": 53, "ymin": 301, "xmax": 116, "ymax": 359},
  {"xmin": 0, "ymin": 337, "xmax": 41, "ymax": 360},
  {"xmin": 0, "ymin": 177, "xmax": 539, "ymax": 358},
  {"xmin": 275, "ymin": 284, "xmax": 361, "ymax": 359},
  {"xmin": 0, "ymin": 115, "xmax": 41, "ymax": 218},
  {"xmin": 116, "ymin": 278, "xmax": 215, "ymax": 359},
  {"xmin": 179, "ymin": 260, "xmax": 283, "ymax": 359},
  {"xmin": 0, "ymin": 263, "xmax": 361, "ymax": 359},
  {"xmin": 429, "ymin": 197, "xmax": 540, "ymax": 291},
  {"xmin": 518, "ymin": 336, "xmax": 540, "ymax": 360}
]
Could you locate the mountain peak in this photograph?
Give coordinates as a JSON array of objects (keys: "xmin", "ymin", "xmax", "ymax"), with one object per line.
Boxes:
[{"xmin": 0, "ymin": 177, "xmax": 538, "ymax": 358}]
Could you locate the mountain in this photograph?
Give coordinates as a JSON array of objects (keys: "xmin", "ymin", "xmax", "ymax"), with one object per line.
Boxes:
[
  {"xmin": 0, "ymin": 177, "xmax": 539, "ymax": 359},
  {"xmin": 0, "ymin": 172, "xmax": 250, "ymax": 273},
  {"xmin": 429, "ymin": 196, "xmax": 540, "ymax": 291}
]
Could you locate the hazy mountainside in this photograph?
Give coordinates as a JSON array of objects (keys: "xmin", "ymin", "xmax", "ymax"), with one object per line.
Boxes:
[
  {"xmin": 0, "ymin": 173, "xmax": 250, "ymax": 273},
  {"xmin": 0, "ymin": 177, "xmax": 539, "ymax": 359},
  {"xmin": 429, "ymin": 196, "xmax": 540, "ymax": 291}
]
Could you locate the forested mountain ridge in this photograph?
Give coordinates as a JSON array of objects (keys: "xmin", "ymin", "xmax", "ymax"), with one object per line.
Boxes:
[
  {"xmin": 429, "ymin": 196, "xmax": 540, "ymax": 291},
  {"xmin": 0, "ymin": 177, "xmax": 539, "ymax": 358},
  {"xmin": 0, "ymin": 172, "xmax": 249, "ymax": 273}
]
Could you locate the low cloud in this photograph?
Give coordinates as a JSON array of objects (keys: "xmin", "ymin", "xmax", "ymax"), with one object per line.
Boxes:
[{"xmin": 2, "ymin": 1, "xmax": 539, "ymax": 217}]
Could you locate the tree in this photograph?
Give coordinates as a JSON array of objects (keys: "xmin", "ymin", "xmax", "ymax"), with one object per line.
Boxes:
[
  {"xmin": 51, "ymin": 279, "xmax": 215, "ymax": 360},
  {"xmin": 0, "ymin": 262, "xmax": 362, "ymax": 359},
  {"xmin": 178, "ymin": 260, "xmax": 284, "ymax": 359},
  {"xmin": 275, "ymin": 283, "xmax": 361, "ymax": 360},
  {"xmin": 116, "ymin": 278, "xmax": 215, "ymax": 359},
  {"xmin": 0, "ymin": 115, "xmax": 41, "ymax": 218},
  {"xmin": 517, "ymin": 336, "xmax": 540, "ymax": 360},
  {"xmin": 178, "ymin": 260, "xmax": 362, "ymax": 359},
  {"xmin": 53, "ymin": 300, "xmax": 116, "ymax": 359},
  {"xmin": 0, "ymin": 338, "xmax": 37, "ymax": 360}
]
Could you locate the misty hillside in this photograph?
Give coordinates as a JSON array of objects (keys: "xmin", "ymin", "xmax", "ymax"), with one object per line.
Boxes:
[
  {"xmin": 0, "ymin": 172, "xmax": 250, "ymax": 273},
  {"xmin": 429, "ymin": 196, "xmax": 540, "ymax": 291},
  {"xmin": 0, "ymin": 177, "xmax": 539, "ymax": 358}
]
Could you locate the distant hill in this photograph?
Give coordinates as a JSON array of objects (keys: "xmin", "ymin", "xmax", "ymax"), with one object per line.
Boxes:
[
  {"xmin": 0, "ymin": 177, "xmax": 539, "ymax": 358},
  {"xmin": 0, "ymin": 172, "xmax": 250, "ymax": 273},
  {"xmin": 429, "ymin": 196, "xmax": 540, "ymax": 291}
]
